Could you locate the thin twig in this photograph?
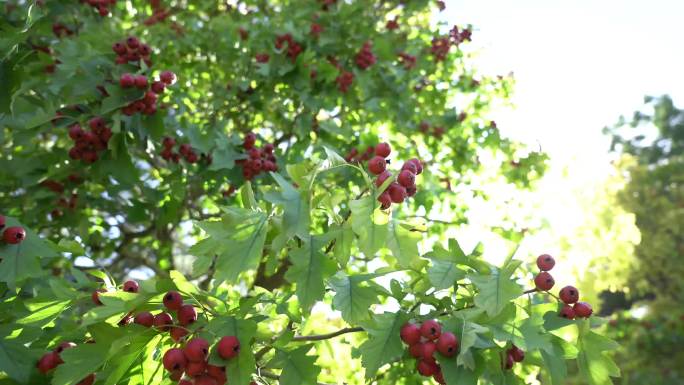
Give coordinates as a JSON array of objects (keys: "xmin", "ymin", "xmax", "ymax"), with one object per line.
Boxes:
[{"xmin": 292, "ymin": 327, "xmax": 364, "ymax": 342}]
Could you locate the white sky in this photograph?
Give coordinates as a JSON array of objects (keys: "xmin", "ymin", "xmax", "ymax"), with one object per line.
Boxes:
[{"xmin": 434, "ymin": 0, "xmax": 684, "ymax": 279}]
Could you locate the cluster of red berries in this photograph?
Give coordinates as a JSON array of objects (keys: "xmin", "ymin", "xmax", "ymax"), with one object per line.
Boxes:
[
  {"xmin": 235, "ymin": 132, "xmax": 278, "ymax": 180},
  {"xmin": 275, "ymin": 33, "xmax": 303, "ymax": 62},
  {"xmin": 37, "ymin": 342, "xmax": 94, "ymax": 384},
  {"xmin": 419, "ymin": 121, "xmax": 445, "ymax": 138},
  {"xmin": 449, "ymin": 25, "xmax": 473, "ymax": 46},
  {"xmin": 80, "ymin": 0, "xmax": 116, "ymax": 16},
  {"xmin": 431, "ymin": 37, "xmax": 451, "ymax": 62},
  {"xmin": 119, "ymin": 70, "xmax": 175, "ymax": 116},
  {"xmin": 400, "ymin": 320, "xmax": 459, "ymax": 384},
  {"xmin": 41, "ymin": 176, "xmax": 82, "ymax": 218},
  {"xmin": 355, "ymin": 42, "xmax": 376, "ymax": 70},
  {"xmin": 503, "ymin": 345, "xmax": 525, "ymax": 370},
  {"xmin": 532, "ymin": 254, "xmax": 593, "ymax": 319},
  {"xmin": 310, "ymin": 23, "xmax": 323, "ymax": 38},
  {"xmin": 398, "ymin": 52, "xmax": 417, "ymax": 70},
  {"xmin": 52, "ymin": 23, "xmax": 74, "ymax": 38},
  {"xmin": 386, "ymin": 18, "xmax": 399, "ymax": 31},
  {"xmin": 255, "ymin": 53, "xmax": 270, "ymax": 63},
  {"xmin": 144, "ymin": 0, "xmax": 171, "ymax": 26},
  {"xmin": 112, "ymin": 36, "xmax": 153, "ymax": 67},
  {"xmin": 162, "ymin": 333, "xmax": 238, "ymax": 385},
  {"xmin": 366, "ymin": 143, "xmax": 423, "ymax": 208},
  {"xmin": 335, "ymin": 70, "xmax": 354, "ymax": 93},
  {"xmin": 67, "ymin": 117, "xmax": 113, "ymax": 164},
  {"xmin": 0, "ymin": 216, "xmax": 26, "ymax": 245},
  {"xmin": 159, "ymin": 137, "xmax": 208, "ymax": 165}
]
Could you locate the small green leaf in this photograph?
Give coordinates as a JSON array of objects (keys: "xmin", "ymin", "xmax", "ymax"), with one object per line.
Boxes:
[
  {"xmin": 386, "ymin": 219, "xmax": 422, "ymax": 269},
  {"xmin": 468, "ymin": 260, "xmax": 523, "ymax": 317},
  {"xmin": 329, "ymin": 272, "xmax": 379, "ymax": 325},
  {"xmin": 350, "ymin": 195, "xmax": 389, "ymax": 258},
  {"xmin": 576, "ymin": 321, "xmax": 620, "ymax": 385},
  {"xmin": 264, "ymin": 172, "xmax": 310, "ymax": 240},
  {"xmin": 284, "ymin": 233, "xmax": 337, "ymax": 311},
  {"xmin": 359, "ymin": 312, "xmax": 407, "ymax": 379},
  {"xmin": 52, "ymin": 343, "xmax": 109, "ymax": 385},
  {"xmin": 17, "ymin": 299, "xmax": 70, "ymax": 326},
  {"xmin": 272, "ymin": 346, "xmax": 321, "ymax": 385}
]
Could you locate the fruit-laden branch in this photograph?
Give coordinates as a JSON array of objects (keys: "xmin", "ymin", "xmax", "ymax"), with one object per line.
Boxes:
[{"xmin": 292, "ymin": 327, "xmax": 365, "ymax": 342}]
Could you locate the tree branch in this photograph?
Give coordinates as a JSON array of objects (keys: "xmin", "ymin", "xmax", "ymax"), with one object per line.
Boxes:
[{"xmin": 292, "ymin": 327, "xmax": 364, "ymax": 342}]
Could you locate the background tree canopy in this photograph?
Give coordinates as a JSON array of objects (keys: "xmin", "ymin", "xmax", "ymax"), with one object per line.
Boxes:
[{"xmin": 1, "ymin": 1, "xmax": 615, "ymax": 385}]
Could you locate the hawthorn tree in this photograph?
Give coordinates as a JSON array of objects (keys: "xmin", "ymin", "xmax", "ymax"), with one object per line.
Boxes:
[{"xmin": 1, "ymin": 1, "xmax": 616, "ymax": 385}]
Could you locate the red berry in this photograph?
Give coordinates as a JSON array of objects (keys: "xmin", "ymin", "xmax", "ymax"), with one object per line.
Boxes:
[
  {"xmin": 119, "ymin": 73, "xmax": 135, "ymax": 88},
  {"xmin": 243, "ymin": 132, "xmax": 256, "ymax": 149},
  {"xmin": 185, "ymin": 337, "xmax": 210, "ymax": 362},
  {"xmin": 434, "ymin": 370, "xmax": 446, "ymax": 385},
  {"xmin": 177, "ymin": 304, "xmax": 197, "ymax": 326},
  {"xmin": 37, "ymin": 352, "xmax": 60, "ymax": 374},
  {"xmin": 559, "ymin": 304, "xmax": 576, "ymax": 319},
  {"xmin": 163, "ymin": 290, "xmax": 183, "ymax": 310},
  {"xmin": 559, "ymin": 286, "xmax": 579, "ymax": 304},
  {"xmin": 536, "ymin": 254, "xmax": 555, "ymax": 271},
  {"xmin": 54, "ymin": 341, "xmax": 76, "ymax": 353},
  {"xmin": 207, "ymin": 365, "xmax": 226, "ymax": 384},
  {"xmin": 368, "ymin": 156, "xmax": 386, "ymax": 175},
  {"xmin": 88, "ymin": 117, "xmax": 105, "ymax": 131},
  {"xmin": 388, "ymin": 182, "xmax": 406, "ymax": 204},
  {"xmin": 118, "ymin": 313, "xmax": 133, "ymax": 326},
  {"xmin": 143, "ymin": 91, "xmax": 158, "ymax": 105},
  {"xmin": 134, "ymin": 75, "xmax": 148, "ymax": 89},
  {"xmin": 417, "ymin": 360, "xmax": 438, "ymax": 376},
  {"xmin": 397, "ymin": 170, "xmax": 415, "ymax": 188},
  {"xmin": 400, "ymin": 323, "xmax": 421, "ymax": 345},
  {"xmin": 420, "ymin": 320, "xmax": 442, "ymax": 340},
  {"xmin": 170, "ymin": 326, "xmax": 189, "ymax": 342},
  {"xmin": 169, "ymin": 370, "xmax": 183, "ymax": 381},
  {"xmin": 126, "ymin": 36, "xmax": 140, "ymax": 49},
  {"xmin": 573, "ymin": 302, "xmax": 593, "ymax": 318},
  {"xmin": 401, "ymin": 161, "xmax": 417, "ymax": 174},
  {"xmin": 76, "ymin": 374, "xmax": 95, "ymax": 385},
  {"xmin": 375, "ymin": 170, "xmax": 392, "ymax": 189},
  {"xmin": 375, "ymin": 142, "xmax": 391, "ymax": 157},
  {"xmin": 508, "ymin": 345, "xmax": 525, "ymax": 362},
  {"xmin": 407, "ymin": 158, "xmax": 423, "ymax": 174},
  {"xmin": 195, "ymin": 375, "xmax": 218, "ymax": 385},
  {"xmin": 151, "ymin": 80, "xmax": 166, "ymax": 94},
  {"xmin": 162, "ymin": 137, "xmax": 176, "ymax": 149},
  {"xmin": 92, "ymin": 289, "xmax": 106, "ymax": 305},
  {"xmin": 217, "ymin": 336, "xmax": 240, "ymax": 359},
  {"xmin": 406, "ymin": 185, "xmax": 417, "ymax": 197},
  {"xmin": 162, "ymin": 348, "xmax": 187, "ymax": 372},
  {"xmin": 421, "ymin": 341, "xmax": 437, "ymax": 362},
  {"xmin": 263, "ymin": 143, "xmax": 274, "ymax": 154},
  {"xmin": 534, "ymin": 272, "xmax": 555, "ymax": 291},
  {"xmin": 378, "ymin": 191, "xmax": 391, "ymax": 209},
  {"xmin": 112, "ymin": 42, "xmax": 127, "ymax": 55},
  {"xmin": 0, "ymin": 215, "xmax": 5, "ymax": 230},
  {"xmin": 122, "ymin": 280, "xmax": 139, "ymax": 293},
  {"xmin": 153, "ymin": 312, "xmax": 173, "ymax": 331},
  {"xmin": 3, "ymin": 226, "xmax": 26, "ymax": 244},
  {"xmin": 186, "ymin": 360, "xmax": 207, "ymax": 377},
  {"xmin": 160, "ymin": 70, "xmax": 176, "ymax": 85},
  {"xmin": 436, "ymin": 332, "xmax": 459, "ymax": 357},
  {"xmin": 138, "ymin": 44, "xmax": 151, "ymax": 57},
  {"xmin": 408, "ymin": 342, "xmax": 423, "ymax": 358},
  {"xmin": 134, "ymin": 311, "xmax": 154, "ymax": 327}
]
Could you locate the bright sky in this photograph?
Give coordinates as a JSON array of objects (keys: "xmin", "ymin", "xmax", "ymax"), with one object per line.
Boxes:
[{"xmin": 435, "ymin": 0, "xmax": 684, "ymax": 281}]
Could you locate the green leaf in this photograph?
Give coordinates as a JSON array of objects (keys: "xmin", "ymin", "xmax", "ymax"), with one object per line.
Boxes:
[
  {"xmin": 350, "ymin": 195, "xmax": 389, "ymax": 258},
  {"xmin": 0, "ymin": 338, "xmax": 37, "ymax": 383},
  {"xmin": 518, "ymin": 316, "xmax": 552, "ymax": 353},
  {"xmin": 284, "ymin": 233, "xmax": 337, "ymax": 311},
  {"xmin": 359, "ymin": 312, "xmax": 407, "ymax": 379},
  {"xmin": 190, "ymin": 208, "xmax": 269, "ymax": 284},
  {"xmin": 329, "ymin": 272, "xmax": 379, "ymax": 325},
  {"xmin": 386, "ymin": 219, "xmax": 422, "ymax": 269},
  {"xmin": 272, "ymin": 346, "xmax": 321, "ymax": 385},
  {"xmin": 468, "ymin": 260, "xmax": 523, "ymax": 317},
  {"xmin": 169, "ymin": 270, "xmax": 201, "ymax": 297},
  {"xmin": 210, "ymin": 140, "xmax": 241, "ymax": 171},
  {"xmin": 436, "ymin": 354, "xmax": 480, "ymax": 385},
  {"xmin": 426, "ymin": 247, "xmax": 467, "ymax": 290},
  {"xmin": 103, "ymin": 333, "xmax": 159, "ymax": 385},
  {"xmin": 56, "ymin": 239, "xmax": 85, "ymax": 255},
  {"xmin": 17, "ymin": 299, "xmax": 70, "ymax": 326},
  {"xmin": 332, "ymin": 222, "xmax": 353, "ymax": 266},
  {"xmin": 576, "ymin": 321, "xmax": 620, "ymax": 385},
  {"xmin": 207, "ymin": 317, "xmax": 257, "ymax": 385},
  {"xmin": 454, "ymin": 319, "xmax": 489, "ymax": 369},
  {"xmin": 52, "ymin": 343, "xmax": 109, "ymax": 385},
  {"xmin": 541, "ymin": 336, "xmax": 569, "ymax": 385},
  {"xmin": 264, "ymin": 172, "xmax": 310, "ymax": 240}
]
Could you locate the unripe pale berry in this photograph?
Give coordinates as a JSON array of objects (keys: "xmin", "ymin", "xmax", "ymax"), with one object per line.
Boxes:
[
  {"xmin": 436, "ymin": 332, "xmax": 459, "ymax": 357},
  {"xmin": 397, "ymin": 170, "xmax": 415, "ymax": 188},
  {"xmin": 559, "ymin": 304, "xmax": 576, "ymax": 319},
  {"xmin": 153, "ymin": 312, "xmax": 173, "ymax": 331},
  {"xmin": 400, "ymin": 323, "xmax": 421, "ymax": 345},
  {"xmin": 573, "ymin": 302, "xmax": 593, "ymax": 318},
  {"xmin": 534, "ymin": 271, "xmax": 555, "ymax": 291},
  {"xmin": 536, "ymin": 254, "xmax": 555, "ymax": 271},
  {"xmin": 185, "ymin": 337, "xmax": 210, "ymax": 362},
  {"xmin": 420, "ymin": 319, "xmax": 442, "ymax": 340},
  {"xmin": 375, "ymin": 142, "xmax": 391, "ymax": 157},
  {"xmin": 368, "ymin": 156, "xmax": 387, "ymax": 175},
  {"xmin": 217, "ymin": 336, "xmax": 240, "ymax": 359},
  {"xmin": 163, "ymin": 291, "xmax": 183, "ymax": 310},
  {"xmin": 122, "ymin": 280, "xmax": 139, "ymax": 293},
  {"xmin": 177, "ymin": 304, "xmax": 197, "ymax": 326},
  {"xmin": 162, "ymin": 348, "xmax": 187, "ymax": 372},
  {"xmin": 3, "ymin": 226, "xmax": 26, "ymax": 244},
  {"xmin": 559, "ymin": 286, "xmax": 579, "ymax": 304},
  {"xmin": 134, "ymin": 311, "xmax": 154, "ymax": 327}
]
